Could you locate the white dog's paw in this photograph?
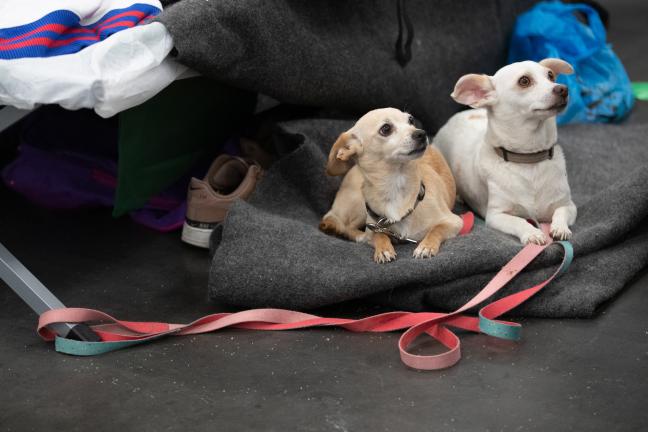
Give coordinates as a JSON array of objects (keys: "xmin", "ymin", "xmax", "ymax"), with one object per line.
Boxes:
[
  {"xmin": 413, "ymin": 244, "xmax": 438, "ymax": 259},
  {"xmin": 521, "ymin": 228, "xmax": 548, "ymax": 245},
  {"xmin": 374, "ymin": 248, "xmax": 396, "ymax": 264},
  {"xmin": 550, "ymin": 223, "xmax": 572, "ymax": 241}
]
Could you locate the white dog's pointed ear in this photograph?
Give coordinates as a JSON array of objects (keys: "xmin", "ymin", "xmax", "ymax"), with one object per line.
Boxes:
[
  {"xmin": 451, "ymin": 74, "xmax": 497, "ymax": 108},
  {"xmin": 326, "ymin": 132, "xmax": 362, "ymax": 176},
  {"xmin": 539, "ymin": 58, "xmax": 574, "ymax": 76}
]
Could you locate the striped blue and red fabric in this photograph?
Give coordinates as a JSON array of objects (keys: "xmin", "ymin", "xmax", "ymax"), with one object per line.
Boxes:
[{"xmin": 0, "ymin": 2, "xmax": 161, "ymax": 60}]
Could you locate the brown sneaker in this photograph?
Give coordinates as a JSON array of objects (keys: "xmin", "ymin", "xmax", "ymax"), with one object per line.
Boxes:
[{"xmin": 182, "ymin": 155, "xmax": 262, "ymax": 248}]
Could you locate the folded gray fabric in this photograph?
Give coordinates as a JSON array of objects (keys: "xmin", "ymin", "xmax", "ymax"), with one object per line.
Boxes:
[
  {"xmin": 159, "ymin": 0, "xmax": 534, "ymax": 133},
  {"xmin": 209, "ymin": 120, "xmax": 648, "ymax": 317}
]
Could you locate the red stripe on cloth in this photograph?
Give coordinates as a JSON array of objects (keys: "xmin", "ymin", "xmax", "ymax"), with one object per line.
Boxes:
[
  {"xmin": 0, "ymin": 23, "xmax": 67, "ymax": 45},
  {"xmin": 0, "ymin": 18, "xmax": 143, "ymax": 51},
  {"xmin": 65, "ymin": 27, "xmax": 97, "ymax": 35},
  {"xmin": 96, "ymin": 10, "xmax": 147, "ymax": 27},
  {"xmin": 0, "ymin": 11, "xmax": 149, "ymax": 49},
  {"xmin": 0, "ymin": 36, "xmax": 101, "ymax": 51},
  {"xmin": 97, "ymin": 20, "xmax": 136, "ymax": 34},
  {"xmin": 0, "ymin": 36, "xmax": 91, "ymax": 51}
]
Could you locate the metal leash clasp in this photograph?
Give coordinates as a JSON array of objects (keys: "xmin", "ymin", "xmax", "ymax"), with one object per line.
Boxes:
[
  {"xmin": 376, "ymin": 216, "xmax": 393, "ymax": 229},
  {"xmin": 365, "ymin": 221, "xmax": 418, "ymax": 244}
]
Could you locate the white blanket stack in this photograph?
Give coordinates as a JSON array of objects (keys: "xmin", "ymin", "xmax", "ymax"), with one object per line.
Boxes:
[{"xmin": 0, "ymin": 0, "xmax": 188, "ymax": 117}]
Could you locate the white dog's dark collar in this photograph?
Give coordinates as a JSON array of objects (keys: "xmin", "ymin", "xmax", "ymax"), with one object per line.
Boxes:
[
  {"xmin": 495, "ymin": 146, "xmax": 554, "ymax": 164},
  {"xmin": 365, "ymin": 182, "xmax": 425, "ymax": 244}
]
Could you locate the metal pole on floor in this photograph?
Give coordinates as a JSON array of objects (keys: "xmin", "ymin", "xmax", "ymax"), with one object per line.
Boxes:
[
  {"xmin": 0, "ymin": 107, "xmax": 99, "ymax": 341},
  {"xmin": 0, "ymin": 242, "xmax": 100, "ymax": 341}
]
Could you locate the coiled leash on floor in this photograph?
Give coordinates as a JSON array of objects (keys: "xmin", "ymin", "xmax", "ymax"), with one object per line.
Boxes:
[{"xmin": 37, "ymin": 213, "xmax": 573, "ymax": 370}]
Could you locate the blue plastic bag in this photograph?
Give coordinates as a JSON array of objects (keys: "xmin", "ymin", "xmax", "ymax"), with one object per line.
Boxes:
[{"xmin": 508, "ymin": 1, "xmax": 634, "ymax": 125}]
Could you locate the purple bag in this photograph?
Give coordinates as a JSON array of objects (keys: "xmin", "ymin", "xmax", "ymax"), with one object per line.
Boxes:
[
  {"xmin": 3, "ymin": 143, "xmax": 187, "ymax": 232},
  {"xmin": 3, "ymin": 107, "xmax": 241, "ymax": 232}
]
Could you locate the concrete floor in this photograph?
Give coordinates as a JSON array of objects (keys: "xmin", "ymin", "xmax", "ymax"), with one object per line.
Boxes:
[{"xmin": 1, "ymin": 1, "xmax": 647, "ymax": 431}]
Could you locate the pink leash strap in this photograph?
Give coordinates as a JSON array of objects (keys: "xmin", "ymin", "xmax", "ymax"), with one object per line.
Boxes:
[{"xmin": 37, "ymin": 217, "xmax": 573, "ymax": 370}]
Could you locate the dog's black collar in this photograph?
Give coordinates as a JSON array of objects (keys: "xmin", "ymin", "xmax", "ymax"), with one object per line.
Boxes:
[{"xmin": 365, "ymin": 182, "xmax": 425, "ymax": 243}]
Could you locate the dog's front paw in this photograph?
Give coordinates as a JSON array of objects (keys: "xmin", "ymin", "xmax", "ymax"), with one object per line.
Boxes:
[
  {"xmin": 374, "ymin": 248, "xmax": 396, "ymax": 264},
  {"xmin": 355, "ymin": 232, "xmax": 369, "ymax": 243},
  {"xmin": 550, "ymin": 223, "xmax": 572, "ymax": 241},
  {"xmin": 521, "ymin": 228, "xmax": 547, "ymax": 245},
  {"xmin": 413, "ymin": 243, "xmax": 438, "ymax": 259}
]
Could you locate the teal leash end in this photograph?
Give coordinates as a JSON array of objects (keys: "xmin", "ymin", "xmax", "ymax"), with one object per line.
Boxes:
[
  {"xmin": 478, "ymin": 312, "xmax": 521, "ymax": 341},
  {"xmin": 556, "ymin": 240, "xmax": 574, "ymax": 277},
  {"xmin": 54, "ymin": 333, "xmax": 166, "ymax": 356}
]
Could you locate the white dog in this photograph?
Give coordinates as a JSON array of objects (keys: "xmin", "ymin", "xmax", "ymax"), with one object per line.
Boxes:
[{"xmin": 434, "ymin": 58, "xmax": 577, "ymax": 245}]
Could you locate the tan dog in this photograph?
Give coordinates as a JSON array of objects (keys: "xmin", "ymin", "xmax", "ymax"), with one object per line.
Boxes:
[{"xmin": 320, "ymin": 108, "xmax": 463, "ymax": 263}]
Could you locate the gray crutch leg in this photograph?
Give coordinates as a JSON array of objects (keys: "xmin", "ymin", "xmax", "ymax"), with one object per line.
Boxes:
[{"xmin": 0, "ymin": 242, "xmax": 100, "ymax": 341}]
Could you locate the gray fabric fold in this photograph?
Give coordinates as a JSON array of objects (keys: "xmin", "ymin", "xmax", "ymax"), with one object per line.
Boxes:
[
  {"xmin": 159, "ymin": 0, "xmax": 535, "ymax": 134},
  {"xmin": 209, "ymin": 120, "xmax": 648, "ymax": 317}
]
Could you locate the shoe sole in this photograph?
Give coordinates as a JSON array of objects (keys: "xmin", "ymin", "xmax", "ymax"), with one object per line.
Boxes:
[{"xmin": 181, "ymin": 222, "xmax": 213, "ymax": 248}]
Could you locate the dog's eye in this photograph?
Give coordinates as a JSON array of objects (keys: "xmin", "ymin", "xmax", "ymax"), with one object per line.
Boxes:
[
  {"xmin": 379, "ymin": 123, "xmax": 392, "ymax": 136},
  {"xmin": 408, "ymin": 115, "xmax": 414, "ymax": 125},
  {"xmin": 518, "ymin": 75, "xmax": 531, "ymax": 87},
  {"xmin": 548, "ymin": 70, "xmax": 555, "ymax": 82}
]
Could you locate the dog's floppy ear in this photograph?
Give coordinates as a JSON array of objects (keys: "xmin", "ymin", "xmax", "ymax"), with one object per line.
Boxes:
[
  {"xmin": 451, "ymin": 74, "xmax": 497, "ymax": 108},
  {"xmin": 326, "ymin": 132, "xmax": 362, "ymax": 176},
  {"xmin": 539, "ymin": 58, "xmax": 574, "ymax": 76}
]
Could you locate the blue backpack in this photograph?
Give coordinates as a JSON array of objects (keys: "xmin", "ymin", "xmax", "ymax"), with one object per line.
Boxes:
[{"xmin": 508, "ymin": 1, "xmax": 634, "ymax": 125}]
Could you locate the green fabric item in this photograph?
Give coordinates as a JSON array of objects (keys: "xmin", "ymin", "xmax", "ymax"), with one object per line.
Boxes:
[
  {"xmin": 631, "ymin": 82, "xmax": 648, "ymax": 101},
  {"xmin": 114, "ymin": 77, "xmax": 256, "ymax": 217}
]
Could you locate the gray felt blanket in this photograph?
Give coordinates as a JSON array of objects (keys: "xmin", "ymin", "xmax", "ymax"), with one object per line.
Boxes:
[
  {"xmin": 159, "ymin": 0, "xmax": 534, "ymax": 134},
  {"xmin": 209, "ymin": 120, "xmax": 648, "ymax": 317}
]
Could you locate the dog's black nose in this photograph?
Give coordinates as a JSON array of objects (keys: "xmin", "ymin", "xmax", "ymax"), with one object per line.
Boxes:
[
  {"xmin": 553, "ymin": 84, "xmax": 568, "ymax": 98},
  {"xmin": 412, "ymin": 129, "xmax": 427, "ymax": 144}
]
